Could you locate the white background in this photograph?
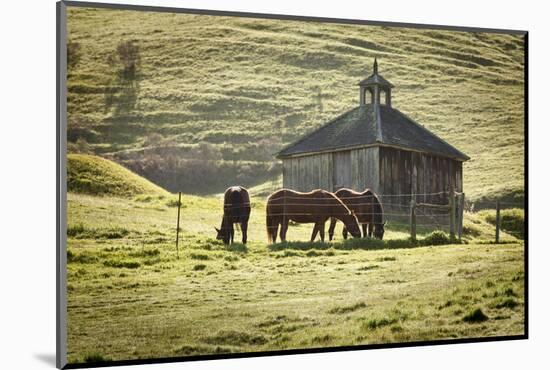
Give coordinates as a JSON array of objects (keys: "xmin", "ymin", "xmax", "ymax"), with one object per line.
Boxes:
[{"xmin": 0, "ymin": 0, "xmax": 547, "ymax": 369}]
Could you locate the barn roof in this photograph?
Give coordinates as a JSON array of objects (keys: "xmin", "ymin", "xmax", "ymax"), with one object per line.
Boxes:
[
  {"xmin": 277, "ymin": 104, "xmax": 470, "ymax": 161},
  {"xmin": 358, "ymin": 73, "xmax": 394, "ymax": 88},
  {"xmin": 359, "ymin": 58, "xmax": 394, "ymax": 88}
]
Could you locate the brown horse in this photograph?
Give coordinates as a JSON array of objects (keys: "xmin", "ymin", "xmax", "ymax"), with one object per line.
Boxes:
[
  {"xmin": 328, "ymin": 188, "xmax": 385, "ymax": 240},
  {"xmin": 215, "ymin": 186, "xmax": 251, "ymax": 244},
  {"xmin": 266, "ymin": 189, "xmax": 361, "ymax": 243}
]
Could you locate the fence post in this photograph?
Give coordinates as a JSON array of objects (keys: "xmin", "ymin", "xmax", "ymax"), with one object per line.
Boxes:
[
  {"xmin": 410, "ymin": 197, "xmax": 417, "ymax": 242},
  {"xmin": 175, "ymin": 192, "xmax": 182, "ymax": 259},
  {"xmin": 449, "ymin": 188, "xmax": 456, "ymax": 240},
  {"xmin": 457, "ymin": 193, "xmax": 464, "ymax": 241},
  {"xmin": 496, "ymin": 200, "xmax": 500, "ymax": 244}
]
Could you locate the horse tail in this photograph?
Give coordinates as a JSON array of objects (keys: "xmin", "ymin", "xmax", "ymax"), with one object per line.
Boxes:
[
  {"xmin": 373, "ymin": 193, "xmax": 384, "ymax": 224},
  {"xmin": 266, "ymin": 210, "xmax": 278, "ymax": 244}
]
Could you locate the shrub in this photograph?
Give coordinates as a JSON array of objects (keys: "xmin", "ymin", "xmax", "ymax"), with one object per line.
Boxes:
[
  {"xmin": 462, "ymin": 308, "xmax": 489, "ymax": 323},
  {"xmin": 422, "ymin": 230, "xmax": 451, "ymax": 246},
  {"xmin": 109, "ymin": 40, "xmax": 141, "ymax": 79},
  {"xmin": 193, "ymin": 264, "xmax": 207, "ymax": 271}
]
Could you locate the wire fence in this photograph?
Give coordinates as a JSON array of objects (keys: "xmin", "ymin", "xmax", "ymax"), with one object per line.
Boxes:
[
  {"xmin": 197, "ymin": 190, "xmax": 461, "ymax": 242},
  {"xmin": 174, "ymin": 189, "xmax": 524, "ymax": 247}
]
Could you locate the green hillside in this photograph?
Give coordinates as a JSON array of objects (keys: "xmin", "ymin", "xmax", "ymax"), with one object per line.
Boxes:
[
  {"xmin": 67, "ymin": 154, "xmax": 169, "ymax": 197},
  {"xmin": 66, "ymin": 7, "xmax": 525, "ymax": 201}
]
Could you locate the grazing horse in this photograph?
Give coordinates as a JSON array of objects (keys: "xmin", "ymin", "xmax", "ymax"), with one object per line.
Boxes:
[
  {"xmin": 215, "ymin": 186, "xmax": 251, "ymax": 244},
  {"xmin": 328, "ymin": 188, "xmax": 386, "ymax": 240},
  {"xmin": 266, "ymin": 189, "xmax": 361, "ymax": 243}
]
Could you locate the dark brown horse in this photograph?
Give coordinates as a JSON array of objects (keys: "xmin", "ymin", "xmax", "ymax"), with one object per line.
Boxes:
[
  {"xmin": 215, "ymin": 186, "xmax": 251, "ymax": 244},
  {"xmin": 266, "ymin": 189, "xmax": 361, "ymax": 243},
  {"xmin": 328, "ymin": 188, "xmax": 385, "ymax": 240}
]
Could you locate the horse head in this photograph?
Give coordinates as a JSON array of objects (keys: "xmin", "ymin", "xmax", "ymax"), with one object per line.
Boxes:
[
  {"xmin": 373, "ymin": 221, "xmax": 386, "ymax": 240},
  {"xmin": 345, "ymin": 212, "xmax": 362, "ymax": 238},
  {"xmin": 215, "ymin": 226, "xmax": 230, "ymax": 244}
]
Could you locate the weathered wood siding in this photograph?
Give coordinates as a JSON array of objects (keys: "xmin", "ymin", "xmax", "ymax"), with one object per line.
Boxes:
[
  {"xmin": 333, "ymin": 151, "xmax": 352, "ymax": 189},
  {"xmin": 282, "ymin": 153, "xmax": 333, "ymax": 192},
  {"xmin": 282, "ymin": 146, "xmax": 463, "ymax": 205},
  {"xmin": 282, "ymin": 147, "xmax": 381, "ymax": 192},
  {"xmin": 351, "ymin": 147, "xmax": 380, "ymax": 193},
  {"xmin": 378, "ymin": 147, "xmax": 463, "ymax": 204}
]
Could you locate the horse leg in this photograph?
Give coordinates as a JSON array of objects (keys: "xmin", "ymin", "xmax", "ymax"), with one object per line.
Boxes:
[
  {"xmin": 230, "ymin": 224, "xmax": 234, "ymax": 244},
  {"xmin": 319, "ymin": 221, "xmax": 326, "ymax": 242},
  {"xmin": 310, "ymin": 223, "xmax": 319, "ymax": 242},
  {"xmin": 368, "ymin": 223, "xmax": 373, "ymax": 238},
  {"xmin": 280, "ymin": 218, "xmax": 289, "ymax": 242},
  {"xmin": 328, "ymin": 217, "xmax": 336, "ymax": 241},
  {"xmin": 241, "ymin": 221, "xmax": 248, "ymax": 244},
  {"xmin": 362, "ymin": 223, "xmax": 368, "ymax": 238},
  {"xmin": 342, "ymin": 227, "xmax": 348, "ymax": 240}
]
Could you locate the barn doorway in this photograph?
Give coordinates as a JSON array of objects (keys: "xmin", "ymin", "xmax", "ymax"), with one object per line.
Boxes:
[{"xmin": 333, "ymin": 151, "xmax": 351, "ymax": 190}]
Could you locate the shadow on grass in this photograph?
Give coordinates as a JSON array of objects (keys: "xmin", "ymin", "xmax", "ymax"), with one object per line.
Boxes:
[{"xmin": 268, "ymin": 231, "xmax": 457, "ymax": 251}]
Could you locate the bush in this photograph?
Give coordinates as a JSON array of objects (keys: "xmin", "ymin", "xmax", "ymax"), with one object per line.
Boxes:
[
  {"xmin": 421, "ymin": 230, "xmax": 451, "ymax": 246},
  {"xmin": 109, "ymin": 40, "xmax": 141, "ymax": 79},
  {"xmin": 462, "ymin": 308, "xmax": 489, "ymax": 323}
]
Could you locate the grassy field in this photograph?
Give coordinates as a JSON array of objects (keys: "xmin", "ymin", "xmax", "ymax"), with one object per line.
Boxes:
[
  {"xmin": 66, "ymin": 7, "xmax": 525, "ymax": 202},
  {"xmin": 66, "ymin": 157, "xmax": 524, "ymax": 364},
  {"xmin": 64, "ymin": 8, "xmax": 526, "ymax": 365}
]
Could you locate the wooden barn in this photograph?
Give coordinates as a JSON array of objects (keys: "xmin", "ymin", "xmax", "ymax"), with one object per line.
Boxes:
[{"xmin": 277, "ymin": 59, "xmax": 469, "ymax": 205}]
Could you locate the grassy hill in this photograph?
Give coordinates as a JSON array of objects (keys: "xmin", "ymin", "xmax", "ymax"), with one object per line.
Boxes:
[
  {"xmin": 67, "ymin": 154, "xmax": 169, "ymax": 197},
  {"xmin": 66, "ymin": 7, "xmax": 525, "ymax": 201}
]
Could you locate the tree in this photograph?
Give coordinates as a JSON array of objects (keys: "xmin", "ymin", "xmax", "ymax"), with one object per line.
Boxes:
[{"xmin": 108, "ymin": 40, "xmax": 141, "ymax": 79}]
